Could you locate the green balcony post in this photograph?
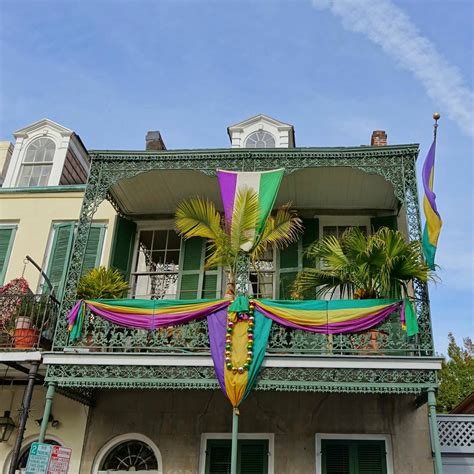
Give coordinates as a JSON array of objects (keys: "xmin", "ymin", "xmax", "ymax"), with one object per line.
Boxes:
[
  {"xmin": 427, "ymin": 388, "xmax": 443, "ymax": 474},
  {"xmin": 231, "ymin": 408, "xmax": 239, "ymax": 474},
  {"xmin": 38, "ymin": 382, "xmax": 56, "ymax": 443}
]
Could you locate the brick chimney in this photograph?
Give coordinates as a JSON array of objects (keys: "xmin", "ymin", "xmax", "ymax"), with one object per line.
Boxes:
[
  {"xmin": 145, "ymin": 131, "xmax": 166, "ymax": 151},
  {"xmin": 371, "ymin": 130, "xmax": 387, "ymax": 146}
]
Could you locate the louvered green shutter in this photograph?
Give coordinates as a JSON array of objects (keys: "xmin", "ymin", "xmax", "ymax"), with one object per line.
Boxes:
[
  {"xmin": 0, "ymin": 226, "xmax": 16, "ymax": 285},
  {"xmin": 109, "ymin": 216, "xmax": 137, "ymax": 281},
  {"xmin": 82, "ymin": 224, "xmax": 106, "ymax": 275},
  {"xmin": 371, "ymin": 215, "xmax": 398, "ymax": 232},
  {"xmin": 238, "ymin": 440, "xmax": 268, "ymax": 474},
  {"xmin": 356, "ymin": 441, "xmax": 387, "ymax": 474},
  {"xmin": 205, "ymin": 440, "xmax": 268, "ymax": 474},
  {"xmin": 46, "ymin": 222, "xmax": 75, "ymax": 298},
  {"xmin": 278, "ymin": 218, "xmax": 319, "ymax": 299},
  {"xmin": 179, "ymin": 238, "xmax": 204, "ymax": 299},
  {"xmin": 321, "ymin": 439, "xmax": 387, "ymax": 474}
]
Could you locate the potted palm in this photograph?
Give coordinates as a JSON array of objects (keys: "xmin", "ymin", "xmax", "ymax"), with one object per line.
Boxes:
[
  {"xmin": 175, "ymin": 187, "xmax": 302, "ymax": 297},
  {"xmin": 292, "ymin": 227, "xmax": 431, "ymax": 351}
]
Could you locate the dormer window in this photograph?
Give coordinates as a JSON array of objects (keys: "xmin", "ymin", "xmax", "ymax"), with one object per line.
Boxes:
[
  {"xmin": 245, "ymin": 131, "xmax": 276, "ymax": 148},
  {"xmin": 16, "ymin": 137, "xmax": 55, "ymax": 187}
]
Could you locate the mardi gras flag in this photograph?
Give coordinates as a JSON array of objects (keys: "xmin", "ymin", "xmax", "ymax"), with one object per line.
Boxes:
[
  {"xmin": 422, "ymin": 140, "xmax": 442, "ymax": 269},
  {"xmin": 217, "ymin": 168, "xmax": 284, "ymax": 251}
]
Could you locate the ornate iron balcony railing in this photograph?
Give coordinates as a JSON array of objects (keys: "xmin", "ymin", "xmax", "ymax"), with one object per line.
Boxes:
[
  {"xmin": 63, "ymin": 305, "xmax": 422, "ymax": 356},
  {"xmin": 0, "ymin": 294, "xmax": 59, "ymax": 351}
]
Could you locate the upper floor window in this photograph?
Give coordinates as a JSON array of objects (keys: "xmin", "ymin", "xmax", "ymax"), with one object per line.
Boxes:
[
  {"xmin": 245, "ymin": 131, "xmax": 276, "ymax": 148},
  {"xmin": 16, "ymin": 137, "xmax": 55, "ymax": 187}
]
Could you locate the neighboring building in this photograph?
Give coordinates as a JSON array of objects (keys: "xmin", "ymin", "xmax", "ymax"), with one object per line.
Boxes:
[
  {"xmin": 0, "ymin": 119, "xmax": 117, "ymax": 473},
  {"xmin": 1, "ymin": 115, "xmax": 444, "ymax": 473}
]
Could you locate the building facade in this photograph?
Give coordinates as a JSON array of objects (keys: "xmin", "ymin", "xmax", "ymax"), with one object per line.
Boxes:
[{"xmin": 1, "ymin": 115, "xmax": 444, "ymax": 473}]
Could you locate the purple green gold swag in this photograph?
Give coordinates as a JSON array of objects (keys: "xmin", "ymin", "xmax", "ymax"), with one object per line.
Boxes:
[{"xmin": 67, "ymin": 296, "xmax": 417, "ymax": 407}]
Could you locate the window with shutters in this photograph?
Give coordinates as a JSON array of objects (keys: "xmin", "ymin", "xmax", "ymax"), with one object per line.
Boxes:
[
  {"xmin": 0, "ymin": 225, "xmax": 17, "ymax": 285},
  {"xmin": 204, "ymin": 439, "xmax": 269, "ymax": 474},
  {"xmin": 44, "ymin": 222, "xmax": 105, "ymax": 298},
  {"xmin": 319, "ymin": 438, "xmax": 389, "ymax": 474}
]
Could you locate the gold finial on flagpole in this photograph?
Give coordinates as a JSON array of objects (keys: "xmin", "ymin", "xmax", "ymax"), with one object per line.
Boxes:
[{"xmin": 433, "ymin": 112, "xmax": 440, "ymax": 140}]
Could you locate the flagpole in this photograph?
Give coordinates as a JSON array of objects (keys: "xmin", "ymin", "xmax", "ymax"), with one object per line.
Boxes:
[{"xmin": 433, "ymin": 112, "xmax": 440, "ymax": 141}]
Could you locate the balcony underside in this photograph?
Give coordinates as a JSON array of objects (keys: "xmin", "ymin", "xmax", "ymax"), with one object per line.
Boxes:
[{"xmin": 110, "ymin": 167, "xmax": 399, "ymax": 217}]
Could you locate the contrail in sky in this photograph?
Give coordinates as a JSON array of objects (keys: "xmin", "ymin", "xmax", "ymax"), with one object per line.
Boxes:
[{"xmin": 312, "ymin": 0, "xmax": 473, "ymax": 136}]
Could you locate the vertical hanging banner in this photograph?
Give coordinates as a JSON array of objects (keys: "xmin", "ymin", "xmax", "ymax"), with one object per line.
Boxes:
[
  {"xmin": 217, "ymin": 168, "xmax": 284, "ymax": 250},
  {"xmin": 422, "ymin": 139, "xmax": 442, "ymax": 269}
]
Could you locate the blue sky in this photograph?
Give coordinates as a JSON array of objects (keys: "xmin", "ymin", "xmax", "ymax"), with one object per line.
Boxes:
[{"xmin": 1, "ymin": 0, "xmax": 472, "ymax": 355}]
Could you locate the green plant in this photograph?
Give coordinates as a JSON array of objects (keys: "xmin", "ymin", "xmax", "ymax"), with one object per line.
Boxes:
[
  {"xmin": 77, "ymin": 267, "xmax": 129, "ymax": 300},
  {"xmin": 293, "ymin": 226, "xmax": 431, "ymax": 300},
  {"xmin": 175, "ymin": 187, "xmax": 302, "ymax": 296}
]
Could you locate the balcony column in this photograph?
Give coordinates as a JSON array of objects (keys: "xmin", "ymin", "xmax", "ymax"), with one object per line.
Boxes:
[
  {"xmin": 38, "ymin": 382, "xmax": 57, "ymax": 443},
  {"xmin": 8, "ymin": 361, "xmax": 39, "ymax": 474},
  {"xmin": 427, "ymin": 388, "xmax": 443, "ymax": 474}
]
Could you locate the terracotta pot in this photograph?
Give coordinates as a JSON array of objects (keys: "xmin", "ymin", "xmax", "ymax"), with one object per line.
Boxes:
[{"xmin": 14, "ymin": 328, "xmax": 40, "ymax": 348}]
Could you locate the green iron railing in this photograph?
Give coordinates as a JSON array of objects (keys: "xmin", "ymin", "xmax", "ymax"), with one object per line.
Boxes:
[{"xmin": 64, "ymin": 305, "xmax": 420, "ymax": 356}]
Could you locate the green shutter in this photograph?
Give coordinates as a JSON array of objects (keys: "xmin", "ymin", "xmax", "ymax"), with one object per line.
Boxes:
[
  {"xmin": 205, "ymin": 439, "xmax": 268, "ymax": 474},
  {"xmin": 322, "ymin": 439, "xmax": 387, "ymax": 474},
  {"xmin": 82, "ymin": 224, "xmax": 106, "ymax": 275},
  {"xmin": 302, "ymin": 218, "xmax": 319, "ymax": 267},
  {"xmin": 238, "ymin": 440, "xmax": 268, "ymax": 474},
  {"xmin": 0, "ymin": 226, "xmax": 16, "ymax": 285},
  {"xmin": 179, "ymin": 238, "xmax": 220, "ymax": 299},
  {"xmin": 179, "ymin": 238, "xmax": 204, "ymax": 299},
  {"xmin": 371, "ymin": 215, "xmax": 398, "ymax": 232},
  {"xmin": 279, "ymin": 271, "xmax": 297, "ymax": 300},
  {"xmin": 279, "ymin": 241, "xmax": 299, "ymax": 269},
  {"xmin": 109, "ymin": 216, "xmax": 137, "ymax": 281},
  {"xmin": 46, "ymin": 222, "xmax": 75, "ymax": 298}
]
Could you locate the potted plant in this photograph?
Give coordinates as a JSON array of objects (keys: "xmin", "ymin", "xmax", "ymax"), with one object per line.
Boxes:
[
  {"xmin": 292, "ymin": 227, "xmax": 431, "ymax": 352},
  {"xmin": 76, "ymin": 267, "xmax": 129, "ymax": 348}
]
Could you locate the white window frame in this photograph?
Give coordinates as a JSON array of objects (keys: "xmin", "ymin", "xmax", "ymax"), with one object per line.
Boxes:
[
  {"xmin": 198, "ymin": 432, "xmax": 274, "ymax": 474},
  {"xmin": 315, "ymin": 433, "xmax": 394, "ymax": 474},
  {"xmin": 92, "ymin": 433, "xmax": 163, "ymax": 474}
]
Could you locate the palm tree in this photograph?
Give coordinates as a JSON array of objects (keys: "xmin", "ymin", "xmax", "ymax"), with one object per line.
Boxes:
[
  {"xmin": 292, "ymin": 226, "xmax": 431, "ymax": 300},
  {"xmin": 175, "ymin": 187, "xmax": 302, "ymax": 297}
]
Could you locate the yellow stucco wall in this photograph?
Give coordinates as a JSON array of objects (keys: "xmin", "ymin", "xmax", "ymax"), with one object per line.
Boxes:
[
  {"xmin": 0, "ymin": 386, "xmax": 88, "ymax": 474},
  {"xmin": 0, "ymin": 190, "xmax": 116, "ymax": 290}
]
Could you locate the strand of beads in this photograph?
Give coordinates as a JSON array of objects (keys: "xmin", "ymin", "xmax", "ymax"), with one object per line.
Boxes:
[{"xmin": 225, "ymin": 301, "xmax": 255, "ymax": 374}]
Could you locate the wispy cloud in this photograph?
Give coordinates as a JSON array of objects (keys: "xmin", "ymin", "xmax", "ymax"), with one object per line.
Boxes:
[{"xmin": 312, "ymin": 0, "xmax": 474, "ymax": 136}]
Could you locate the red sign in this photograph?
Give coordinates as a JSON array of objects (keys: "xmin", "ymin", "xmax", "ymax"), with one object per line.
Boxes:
[{"xmin": 47, "ymin": 446, "xmax": 72, "ymax": 474}]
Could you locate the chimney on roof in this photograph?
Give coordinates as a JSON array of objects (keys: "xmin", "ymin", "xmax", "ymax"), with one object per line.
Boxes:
[
  {"xmin": 146, "ymin": 131, "xmax": 166, "ymax": 151},
  {"xmin": 371, "ymin": 130, "xmax": 387, "ymax": 146}
]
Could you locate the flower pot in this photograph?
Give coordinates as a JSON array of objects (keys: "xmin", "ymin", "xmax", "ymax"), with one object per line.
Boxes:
[{"xmin": 14, "ymin": 328, "xmax": 40, "ymax": 348}]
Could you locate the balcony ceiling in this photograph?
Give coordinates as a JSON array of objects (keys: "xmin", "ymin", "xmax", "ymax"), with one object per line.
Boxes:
[{"xmin": 110, "ymin": 167, "xmax": 398, "ymax": 216}]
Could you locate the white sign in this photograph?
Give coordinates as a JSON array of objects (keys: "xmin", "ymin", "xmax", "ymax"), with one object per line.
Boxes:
[{"xmin": 25, "ymin": 443, "xmax": 72, "ymax": 474}]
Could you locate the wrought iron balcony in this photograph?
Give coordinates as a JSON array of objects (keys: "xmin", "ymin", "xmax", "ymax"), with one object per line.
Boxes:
[
  {"xmin": 0, "ymin": 294, "xmax": 59, "ymax": 351},
  {"xmin": 63, "ymin": 304, "xmax": 422, "ymax": 356}
]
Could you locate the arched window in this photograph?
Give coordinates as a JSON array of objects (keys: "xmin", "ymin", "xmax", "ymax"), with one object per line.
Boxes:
[
  {"xmin": 244, "ymin": 131, "xmax": 276, "ymax": 148},
  {"xmin": 95, "ymin": 434, "xmax": 162, "ymax": 473},
  {"xmin": 16, "ymin": 137, "xmax": 55, "ymax": 187}
]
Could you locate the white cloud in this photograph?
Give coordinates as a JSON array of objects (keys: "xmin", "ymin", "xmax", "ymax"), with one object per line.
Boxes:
[{"xmin": 312, "ymin": 0, "xmax": 474, "ymax": 136}]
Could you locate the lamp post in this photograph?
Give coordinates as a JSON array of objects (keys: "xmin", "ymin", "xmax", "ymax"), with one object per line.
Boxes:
[{"xmin": 0, "ymin": 411, "xmax": 16, "ymax": 443}]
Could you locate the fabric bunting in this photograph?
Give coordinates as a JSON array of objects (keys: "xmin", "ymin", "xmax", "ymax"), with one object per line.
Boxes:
[
  {"xmin": 422, "ymin": 139, "xmax": 442, "ymax": 269},
  {"xmin": 67, "ymin": 296, "xmax": 417, "ymax": 407},
  {"xmin": 217, "ymin": 168, "xmax": 284, "ymax": 250}
]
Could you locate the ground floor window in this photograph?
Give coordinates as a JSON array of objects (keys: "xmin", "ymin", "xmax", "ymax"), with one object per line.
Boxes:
[
  {"xmin": 204, "ymin": 439, "xmax": 269, "ymax": 474},
  {"xmin": 94, "ymin": 433, "xmax": 162, "ymax": 473},
  {"xmin": 318, "ymin": 436, "xmax": 390, "ymax": 474}
]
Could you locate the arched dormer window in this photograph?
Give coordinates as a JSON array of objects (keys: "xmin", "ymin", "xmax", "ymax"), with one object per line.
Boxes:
[
  {"xmin": 244, "ymin": 131, "xmax": 276, "ymax": 148},
  {"xmin": 16, "ymin": 137, "xmax": 55, "ymax": 187}
]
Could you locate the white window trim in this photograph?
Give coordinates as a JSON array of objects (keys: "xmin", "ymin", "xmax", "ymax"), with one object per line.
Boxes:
[
  {"xmin": 198, "ymin": 432, "xmax": 274, "ymax": 474},
  {"xmin": 315, "ymin": 433, "xmax": 394, "ymax": 474},
  {"xmin": 92, "ymin": 433, "xmax": 163, "ymax": 474}
]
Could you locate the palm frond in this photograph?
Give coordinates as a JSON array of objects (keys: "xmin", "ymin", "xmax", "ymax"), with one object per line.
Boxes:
[
  {"xmin": 230, "ymin": 187, "xmax": 260, "ymax": 252},
  {"xmin": 175, "ymin": 197, "xmax": 222, "ymax": 241}
]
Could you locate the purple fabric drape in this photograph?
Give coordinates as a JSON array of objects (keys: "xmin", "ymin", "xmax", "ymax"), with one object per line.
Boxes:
[{"xmin": 207, "ymin": 308, "xmax": 228, "ymax": 396}]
